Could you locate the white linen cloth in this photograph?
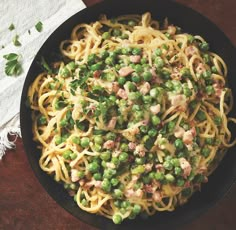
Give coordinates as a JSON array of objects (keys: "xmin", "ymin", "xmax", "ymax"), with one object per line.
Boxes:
[{"xmin": 0, "ymin": 0, "xmax": 86, "ymax": 159}]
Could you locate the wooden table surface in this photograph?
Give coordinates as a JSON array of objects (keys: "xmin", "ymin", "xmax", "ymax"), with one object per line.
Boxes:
[{"xmin": 1, "ymin": 0, "xmax": 236, "ymax": 229}]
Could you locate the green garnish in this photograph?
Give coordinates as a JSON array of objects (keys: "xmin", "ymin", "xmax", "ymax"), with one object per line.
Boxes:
[
  {"xmin": 35, "ymin": 21, "xmax": 43, "ymax": 32},
  {"xmin": 3, "ymin": 53, "xmax": 22, "ymax": 76}
]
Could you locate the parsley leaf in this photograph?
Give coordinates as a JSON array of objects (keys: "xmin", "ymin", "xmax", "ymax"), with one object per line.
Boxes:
[
  {"xmin": 12, "ymin": 34, "xmax": 21, "ymax": 46},
  {"xmin": 8, "ymin": 23, "xmax": 15, "ymax": 31},
  {"xmin": 3, "ymin": 53, "xmax": 22, "ymax": 76},
  {"xmin": 35, "ymin": 21, "xmax": 43, "ymax": 32},
  {"xmin": 40, "ymin": 56, "xmax": 52, "ymax": 74}
]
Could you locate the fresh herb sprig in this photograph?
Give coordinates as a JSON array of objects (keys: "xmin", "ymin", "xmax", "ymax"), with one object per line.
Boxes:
[{"xmin": 3, "ymin": 53, "xmax": 22, "ymax": 76}]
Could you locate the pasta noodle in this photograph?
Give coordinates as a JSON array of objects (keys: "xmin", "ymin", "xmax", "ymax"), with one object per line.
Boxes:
[{"xmin": 27, "ymin": 12, "xmax": 236, "ymax": 224}]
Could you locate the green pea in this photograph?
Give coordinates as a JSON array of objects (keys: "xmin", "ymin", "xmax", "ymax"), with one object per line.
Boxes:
[
  {"xmin": 148, "ymin": 128, "xmax": 157, "ymax": 137},
  {"xmin": 174, "ymin": 166, "xmax": 182, "ymax": 176},
  {"xmin": 142, "ymin": 175, "xmax": 151, "ymax": 184},
  {"xmin": 100, "ymin": 151, "xmax": 111, "ymax": 161},
  {"xmin": 125, "ymin": 81, "xmax": 136, "ymax": 91},
  {"xmin": 120, "ymin": 33, "xmax": 129, "ymax": 39},
  {"xmin": 70, "ymin": 152, "xmax": 77, "ymax": 160},
  {"xmin": 133, "ymin": 204, "xmax": 141, "ymax": 214},
  {"xmin": 88, "ymin": 53, "xmax": 97, "ymax": 65},
  {"xmin": 135, "ymin": 157, "xmax": 145, "ymax": 165},
  {"xmin": 38, "ymin": 115, "xmax": 47, "ymax": 125},
  {"xmin": 72, "ymin": 136, "xmax": 80, "ymax": 145},
  {"xmin": 211, "ymin": 66, "xmax": 218, "ymax": 74},
  {"xmin": 205, "ymin": 85, "xmax": 215, "ymax": 95},
  {"xmin": 60, "ymin": 119, "xmax": 68, "ymax": 127},
  {"xmin": 128, "ymin": 92, "xmax": 141, "ymax": 101},
  {"xmin": 112, "ymin": 214, "xmax": 123, "ymax": 224},
  {"xmin": 63, "ymin": 150, "xmax": 73, "ymax": 160},
  {"xmin": 201, "ymin": 147, "xmax": 211, "ymax": 158},
  {"xmin": 111, "ymin": 178, "xmax": 119, "ymax": 187},
  {"xmin": 183, "ymin": 87, "xmax": 192, "ymax": 97},
  {"xmin": 163, "ymin": 161, "xmax": 173, "ymax": 170},
  {"xmin": 154, "ymin": 57, "xmax": 164, "ymax": 68},
  {"xmin": 168, "ymin": 121, "xmax": 176, "ymax": 132},
  {"xmin": 150, "ymin": 88, "xmax": 159, "ymax": 98},
  {"xmin": 103, "ymin": 168, "xmax": 116, "ymax": 179},
  {"xmin": 114, "ymin": 200, "xmax": 121, "ymax": 207},
  {"xmin": 131, "ymin": 73, "xmax": 141, "ymax": 83},
  {"xmin": 119, "ymin": 152, "xmax": 129, "ymax": 162},
  {"xmin": 80, "ymin": 137, "xmax": 90, "ymax": 148},
  {"xmin": 202, "ymin": 70, "xmax": 212, "ymax": 79},
  {"xmin": 105, "ymin": 57, "xmax": 115, "ymax": 66},
  {"xmin": 214, "ymin": 116, "xmax": 222, "ymax": 126},
  {"xmin": 140, "ymin": 125, "xmax": 149, "ymax": 133},
  {"xmin": 142, "ymin": 95, "xmax": 152, "ymax": 104},
  {"xmin": 141, "ymin": 57, "xmax": 148, "ymax": 64},
  {"xmin": 102, "ymin": 31, "xmax": 111, "ymax": 40},
  {"xmin": 121, "ymin": 47, "xmax": 132, "ymax": 55},
  {"xmin": 113, "ymin": 189, "xmax": 123, "ymax": 198},
  {"xmin": 151, "ymin": 115, "xmax": 161, "ymax": 126},
  {"xmin": 111, "ymin": 157, "xmax": 120, "ymax": 167},
  {"xmin": 128, "ymin": 20, "xmax": 136, "ymax": 26},
  {"xmin": 121, "ymin": 200, "xmax": 130, "ymax": 208},
  {"xmin": 91, "ymin": 62, "xmax": 103, "ymax": 71},
  {"xmin": 105, "ymin": 132, "xmax": 116, "ymax": 141},
  {"xmin": 176, "ymin": 178, "xmax": 185, "ymax": 187},
  {"xmin": 180, "ymin": 67, "xmax": 191, "ymax": 78},
  {"xmin": 78, "ymin": 171, "xmax": 85, "ymax": 179},
  {"xmin": 165, "ymin": 174, "xmax": 175, "ymax": 182},
  {"xmin": 134, "ymin": 64, "xmax": 143, "ymax": 73},
  {"xmin": 143, "ymin": 71, "xmax": 152, "ymax": 81},
  {"xmin": 102, "ymin": 178, "xmax": 111, "ymax": 192},
  {"xmin": 55, "ymin": 135, "xmax": 63, "ymax": 145},
  {"xmin": 120, "ymin": 143, "xmax": 129, "ymax": 152},
  {"xmin": 171, "ymin": 158, "xmax": 180, "ymax": 167},
  {"xmin": 112, "ymin": 29, "xmax": 121, "ymax": 37},
  {"xmin": 100, "ymin": 50, "xmax": 109, "ymax": 59},
  {"xmin": 132, "ymin": 47, "xmax": 142, "ymax": 55},
  {"xmin": 88, "ymin": 161, "xmax": 100, "ymax": 173},
  {"xmin": 174, "ymin": 138, "xmax": 184, "ymax": 150},
  {"xmin": 181, "ymin": 188, "xmax": 192, "ymax": 197},
  {"xmin": 155, "ymin": 171, "xmax": 165, "ymax": 181},
  {"xmin": 196, "ymin": 110, "xmax": 206, "ymax": 121},
  {"xmin": 94, "ymin": 135, "xmax": 103, "ymax": 145},
  {"xmin": 155, "ymin": 48, "xmax": 162, "ymax": 56},
  {"xmin": 199, "ymin": 42, "xmax": 209, "ymax": 51},
  {"xmin": 118, "ymin": 76, "xmax": 126, "ymax": 85},
  {"xmin": 205, "ymin": 138, "xmax": 214, "ymax": 145}
]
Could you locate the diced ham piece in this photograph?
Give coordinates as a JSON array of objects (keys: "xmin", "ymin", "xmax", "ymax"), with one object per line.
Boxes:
[
  {"xmin": 84, "ymin": 180, "xmax": 102, "ymax": 189},
  {"xmin": 152, "ymin": 191, "xmax": 162, "ymax": 202},
  {"xmin": 150, "ymin": 67, "xmax": 163, "ymax": 84},
  {"xmin": 93, "ymin": 70, "xmax": 101, "ymax": 78},
  {"xmin": 130, "ymin": 55, "xmax": 141, "ymax": 63},
  {"xmin": 144, "ymin": 184, "xmax": 154, "ymax": 193},
  {"xmin": 179, "ymin": 158, "xmax": 192, "ymax": 178},
  {"xmin": 134, "ymin": 144, "xmax": 146, "ymax": 157},
  {"xmin": 213, "ymin": 82, "xmax": 222, "ymax": 98},
  {"xmin": 107, "ymin": 117, "xmax": 117, "ymax": 130},
  {"xmin": 183, "ymin": 130, "xmax": 194, "ymax": 145},
  {"xmin": 116, "ymin": 88, "xmax": 128, "ymax": 99},
  {"xmin": 128, "ymin": 142, "xmax": 136, "ymax": 150},
  {"xmin": 167, "ymin": 25, "xmax": 176, "ymax": 35},
  {"xmin": 118, "ymin": 66, "xmax": 134, "ymax": 77},
  {"xmin": 112, "ymin": 82, "xmax": 119, "ymax": 93},
  {"xmin": 170, "ymin": 94, "xmax": 187, "ymax": 110},
  {"xmin": 125, "ymin": 188, "xmax": 143, "ymax": 198},
  {"xmin": 185, "ymin": 46, "xmax": 197, "ymax": 57},
  {"xmin": 71, "ymin": 169, "xmax": 79, "ymax": 182},
  {"xmin": 155, "ymin": 164, "xmax": 164, "ymax": 171},
  {"xmin": 103, "ymin": 140, "xmax": 115, "ymax": 149},
  {"xmin": 145, "ymin": 163, "xmax": 153, "ymax": 172},
  {"xmin": 150, "ymin": 104, "xmax": 161, "ymax": 115},
  {"xmin": 174, "ymin": 126, "xmax": 185, "ymax": 138},
  {"xmin": 196, "ymin": 63, "xmax": 206, "ymax": 74},
  {"xmin": 139, "ymin": 82, "xmax": 151, "ymax": 95}
]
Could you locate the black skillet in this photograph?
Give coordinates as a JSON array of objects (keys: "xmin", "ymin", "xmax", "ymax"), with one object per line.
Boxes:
[{"xmin": 20, "ymin": 0, "xmax": 236, "ymax": 229}]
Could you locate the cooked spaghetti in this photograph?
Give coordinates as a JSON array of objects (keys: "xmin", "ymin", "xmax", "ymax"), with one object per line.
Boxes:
[{"xmin": 28, "ymin": 12, "xmax": 236, "ymax": 224}]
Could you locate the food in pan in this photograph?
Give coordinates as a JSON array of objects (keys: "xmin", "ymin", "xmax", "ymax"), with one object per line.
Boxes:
[{"xmin": 28, "ymin": 12, "xmax": 236, "ymax": 224}]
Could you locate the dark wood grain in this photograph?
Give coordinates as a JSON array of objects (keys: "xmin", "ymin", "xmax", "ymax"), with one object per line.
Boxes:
[{"xmin": 1, "ymin": 0, "xmax": 236, "ymax": 230}]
